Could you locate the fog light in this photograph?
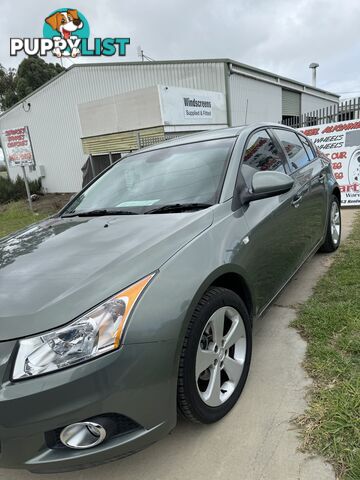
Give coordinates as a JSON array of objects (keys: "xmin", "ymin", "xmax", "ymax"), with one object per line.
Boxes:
[{"xmin": 60, "ymin": 422, "xmax": 107, "ymax": 449}]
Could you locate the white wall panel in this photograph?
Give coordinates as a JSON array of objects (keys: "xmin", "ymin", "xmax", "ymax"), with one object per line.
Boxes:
[
  {"xmin": 229, "ymin": 74, "xmax": 282, "ymax": 126},
  {"xmin": 301, "ymin": 93, "xmax": 338, "ymax": 116}
]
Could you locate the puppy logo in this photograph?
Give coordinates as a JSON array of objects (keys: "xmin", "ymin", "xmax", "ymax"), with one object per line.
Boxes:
[
  {"xmin": 43, "ymin": 8, "xmax": 89, "ymax": 58},
  {"xmin": 11, "ymin": 9, "xmax": 129, "ymax": 58}
]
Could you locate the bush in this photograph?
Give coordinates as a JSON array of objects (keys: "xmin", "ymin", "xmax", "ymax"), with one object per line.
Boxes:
[{"xmin": 0, "ymin": 175, "xmax": 41, "ymax": 204}]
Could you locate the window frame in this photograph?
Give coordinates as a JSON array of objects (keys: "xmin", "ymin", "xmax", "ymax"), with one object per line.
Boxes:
[
  {"xmin": 238, "ymin": 127, "xmax": 290, "ymax": 179},
  {"xmin": 297, "ymin": 132, "xmax": 317, "ymax": 162},
  {"xmin": 233, "ymin": 127, "xmax": 290, "ymax": 204},
  {"xmin": 270, "ymin": 127, "xmax": 313, "ymax": 173},
  {"xmin": 232, "ymin": 127, "xmax": 293, "ymax": 211}
]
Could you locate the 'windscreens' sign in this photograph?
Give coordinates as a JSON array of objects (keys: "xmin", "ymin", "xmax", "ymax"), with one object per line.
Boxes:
[
  {"xmin": 300, "ymin": 119, "xmax": 360, "ymax": 206},
  {"xmin": 183, "ymin": 96, "xmax": 213, "ymax": 119},
  {"xmin": 160, "ymin": 86, "xmax": 227, "ymax": 127}
]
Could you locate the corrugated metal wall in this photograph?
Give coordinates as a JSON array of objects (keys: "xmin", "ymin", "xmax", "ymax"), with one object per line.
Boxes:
[
  {"xmin": 301, "ymin": 93, "xmax": 338, "ymax": 116},
  {"xmin": 0, "ymin": 62, "xmax": 226, "ymax": 193},
  {"xmin": 229, "ymin": 74, "xmax": 282, "ymax": 126}
]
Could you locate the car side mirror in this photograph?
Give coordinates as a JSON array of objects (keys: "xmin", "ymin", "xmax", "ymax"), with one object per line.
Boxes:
[{"xmin": 240, "ymin": 171, "xmax": 294, "ymax": 204}]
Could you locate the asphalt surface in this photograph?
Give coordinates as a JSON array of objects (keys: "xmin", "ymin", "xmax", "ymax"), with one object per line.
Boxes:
[{"xmin": 0, "ymin": 209, "xmax": 357, "ymax": 480}]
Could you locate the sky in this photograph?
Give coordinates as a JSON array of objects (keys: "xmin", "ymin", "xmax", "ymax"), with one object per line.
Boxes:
[{"xmin": 1, "ymin": 0, "xmax": 360, "ymax": 99}]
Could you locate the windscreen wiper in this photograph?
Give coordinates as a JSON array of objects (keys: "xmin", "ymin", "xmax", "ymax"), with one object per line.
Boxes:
[
  {"xmin": 145, "ymin": 203, "xmax": 212, "ymax": 214},
  {"xmin": 62, "ymin": 209, "xmax": 138, "ymax": 218}
]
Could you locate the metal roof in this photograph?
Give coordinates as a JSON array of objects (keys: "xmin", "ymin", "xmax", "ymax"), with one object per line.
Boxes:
[
  {"xmin": 73, "ymin": 58, "xmax": 340, "ymax": 98},
  {"xmin": 0, "ymin": 58, "xmax": 339, "ymax": 120}
]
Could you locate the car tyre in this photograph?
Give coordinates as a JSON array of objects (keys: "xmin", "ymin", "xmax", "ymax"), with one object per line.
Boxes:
[
  {"xmin": 177, "ymin": 287, "xmax": 252, "ymax": 424},
  {"xmin": 319, "ymin": 194, "xmax": 341, "ymax": 253}
]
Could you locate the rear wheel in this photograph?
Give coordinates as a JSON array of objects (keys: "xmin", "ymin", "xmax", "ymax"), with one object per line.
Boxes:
[
  {"xmin": 177, "ymin": 287, "xmax": 252, "ymax": 424},
  {"xmin": 319, "ymin": 194, "xmax": 341, "ymax": 253}
]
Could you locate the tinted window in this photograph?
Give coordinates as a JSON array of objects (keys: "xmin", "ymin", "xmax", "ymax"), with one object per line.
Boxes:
[
  {"xmin": 299, "ymin": 135, "xmax": 315, "ymax": 161},
  {"xmin": 274, "ymin": 129, "xmax": 310, "ymax": 171},
  {"xmin": 241, "ymin": 130, "xmax": 285, "ymax": 187}
]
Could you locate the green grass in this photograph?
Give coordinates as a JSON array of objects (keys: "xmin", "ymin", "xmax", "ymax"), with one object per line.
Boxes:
[
  {"xmin": 0, "ymin": 201, "xmax": 48, "ymax": 238},
  {"xmin": 0, "ymin": 195, "xmax": 72, "ymax": 239},
  {"xmin": 293, "ymin": 212, "xmax": 360, "ymax": 480}
]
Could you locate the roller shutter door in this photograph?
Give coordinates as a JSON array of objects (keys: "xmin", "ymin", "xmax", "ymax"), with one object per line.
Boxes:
[{"xmin": 282, "ymin": 90, "xmax": 301, "ymax": 116}]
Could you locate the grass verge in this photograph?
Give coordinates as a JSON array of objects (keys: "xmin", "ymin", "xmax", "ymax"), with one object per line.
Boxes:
[
  {"xmin": 293, "ymin": 211, "xmax": 360, "ymax": 480},
  {"xmin": 0, "ymin": 201, "xmax": 48, "ymax": 238},
  {"xmin": 0, "ymin": 195, "xmax": 72, "ymax": 238}
]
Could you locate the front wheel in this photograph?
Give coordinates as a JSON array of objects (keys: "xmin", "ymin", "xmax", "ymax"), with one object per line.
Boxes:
[
  {"xmin": 319, "ymin": 194, "xmax": 341, "ymax": 253},
  {"xmin": 177, "ymin": 287, "xmax": 252, "ymax": 424}
]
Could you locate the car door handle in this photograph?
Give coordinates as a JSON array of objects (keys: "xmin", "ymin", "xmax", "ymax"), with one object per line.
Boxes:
[
  {"xmin": 291, "ymin": 194, "xmax": 303, "ymax": 208},
  {"xmin": 318, "ymin": 173, "xmax": 326, "ymax": 183}
]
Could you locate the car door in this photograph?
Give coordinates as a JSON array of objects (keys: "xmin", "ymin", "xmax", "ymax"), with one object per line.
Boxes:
[
  {"xmin": 272, "ymin": 128, "xmax": 328, "ymax": 254},
  {"xmin": 298, "ymin": 133, "xmax": 328, "ymax": 246},
  {"xmin": 235, "ymin": 128, "xmax": 302, "ymax": 312}
]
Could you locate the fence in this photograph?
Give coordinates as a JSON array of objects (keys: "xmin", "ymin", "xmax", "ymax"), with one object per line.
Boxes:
[{"xmin": 282, "ymin": 97, "xmax": 360, "ymax": 129}]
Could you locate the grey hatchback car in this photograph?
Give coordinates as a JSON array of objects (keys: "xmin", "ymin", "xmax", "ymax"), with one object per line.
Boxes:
[{"xmin": 0, "ymin": 124, "xmax": 341, "ymax": 473}]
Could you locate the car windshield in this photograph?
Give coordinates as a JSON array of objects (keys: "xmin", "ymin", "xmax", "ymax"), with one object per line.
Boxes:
[{"xmin": 64, "ymin": 138, "xmax": 234, "ymax": 215}]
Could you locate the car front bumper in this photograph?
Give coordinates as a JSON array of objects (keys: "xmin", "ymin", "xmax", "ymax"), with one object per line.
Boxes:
[{"xmin": 0, "ymin": 339, "xmax": 178, "ymax": 473}]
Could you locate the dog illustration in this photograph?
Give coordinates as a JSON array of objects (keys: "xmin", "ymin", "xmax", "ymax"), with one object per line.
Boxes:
[
  {"xmin": 45, "ymin": 9, "xmax": 83, "ymax": 57},
  {"xmin": 349, "ymin": 147, "xmax": 360, "ymax": 184}
]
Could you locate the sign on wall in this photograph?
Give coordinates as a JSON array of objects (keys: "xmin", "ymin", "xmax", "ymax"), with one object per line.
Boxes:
[
  {"xmin": 300, "ymin": 119, "xmax": 360, "ymax": 206},
  {"xmin": 183, "ymin": 96, "xmax": 213, "ymax": 119},
  {"xmin": 159, "ymin": 86, "xmax": 227, "ymax": 126},
  {"xmin": 0, "ymin": 126, "xmax": 35, "ymax": 167}
]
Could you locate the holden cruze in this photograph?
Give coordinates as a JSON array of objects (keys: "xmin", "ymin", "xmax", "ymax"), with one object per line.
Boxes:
[{"xmin": 0, "ymin": 124, "xmax": 341, "ymax": 473}]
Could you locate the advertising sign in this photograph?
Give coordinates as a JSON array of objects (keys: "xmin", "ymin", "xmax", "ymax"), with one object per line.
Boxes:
[
  {"xmin": 160, "ymin": 86, "xmax": 227, "ymax": 126},
  {"xmin": 0, "ymin": 126, "xmax": 35, "ymax": 168},
  {"xmin": 300, "ymin": 120, "xmax": 360, "ymax": 206},
  {"xmin": 183, "ymin": 96, "xmax": 213, "ymax": 119}
]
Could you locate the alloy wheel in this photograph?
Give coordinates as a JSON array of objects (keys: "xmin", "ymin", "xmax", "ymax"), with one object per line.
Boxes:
[
  {"xmin": 195, "ymin": 306, "xmax": 247, "ymax": 407},
  {"xmin": 330, "ymin": 200, "xmax": 341, "ymax": 245}
]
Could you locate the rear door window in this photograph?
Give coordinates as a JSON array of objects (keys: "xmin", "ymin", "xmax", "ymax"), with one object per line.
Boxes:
[{"xmin": 273, "ymin": 129, "xmax": 310, "ymax": 171}]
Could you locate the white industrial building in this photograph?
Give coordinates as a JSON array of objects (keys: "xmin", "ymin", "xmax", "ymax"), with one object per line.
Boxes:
[{"xmin": 0, "ymin": 59, "xmax": 339, "ymax": 193}]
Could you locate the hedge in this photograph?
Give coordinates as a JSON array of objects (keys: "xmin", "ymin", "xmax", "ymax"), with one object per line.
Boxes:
[{"xmin": 0, "ymin": 175, "xmax": 42, "ymax": 204}]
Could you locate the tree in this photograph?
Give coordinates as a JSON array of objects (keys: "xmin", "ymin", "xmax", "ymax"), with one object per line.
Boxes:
[
  {"xmin": 0, "ymin": 56, "xmax": 65, "ymax": 112},
  {"xmin": 0, "ymin": 66, "xmax": 18, "ymax": 111}
]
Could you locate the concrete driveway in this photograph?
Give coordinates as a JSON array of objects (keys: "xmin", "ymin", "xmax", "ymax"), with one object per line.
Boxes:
[{"xmin": 0, "ymin": 209, "xmax": 356, "ymax": 480}]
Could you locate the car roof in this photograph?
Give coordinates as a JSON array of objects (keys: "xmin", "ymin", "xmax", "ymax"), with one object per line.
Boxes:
[{"xmin": 133, "ymin": 123, "xmax": 296, "ymax": 154}]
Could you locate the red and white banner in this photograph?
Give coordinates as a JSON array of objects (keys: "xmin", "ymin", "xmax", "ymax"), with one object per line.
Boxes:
[
  {"xmin": 0, "ymin": 126, "xmax": 35, "ymax": 167},
  {"xmin": 300, "ymin": 120, "xmax": 360, "ymax": 206}
]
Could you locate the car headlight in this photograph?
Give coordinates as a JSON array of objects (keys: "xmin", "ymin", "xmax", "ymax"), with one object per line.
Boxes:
[{"xmin": 12, "ymin": 274, "xmax": 154, "ymax": 380}]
